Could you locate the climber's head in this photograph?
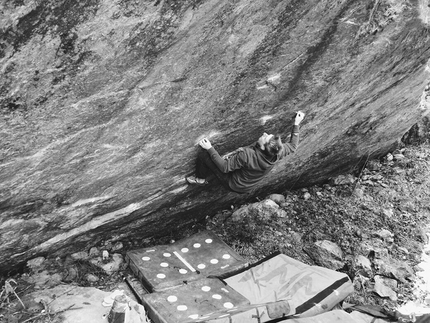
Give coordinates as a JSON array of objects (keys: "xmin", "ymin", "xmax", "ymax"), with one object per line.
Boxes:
[{"xmin": 258, "ymin": 133, "xmax": 283, "ymax": 158}]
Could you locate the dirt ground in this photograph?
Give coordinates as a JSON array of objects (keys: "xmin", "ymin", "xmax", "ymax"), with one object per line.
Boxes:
[{"xmin": 1, "ymin": 134, "xmax": 429, "ymax": 322}]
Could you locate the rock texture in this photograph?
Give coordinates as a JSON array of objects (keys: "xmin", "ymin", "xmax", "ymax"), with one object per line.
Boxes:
[{"xmin": 1, "ymin": 0, "xmax": 429, "ymax": 273}]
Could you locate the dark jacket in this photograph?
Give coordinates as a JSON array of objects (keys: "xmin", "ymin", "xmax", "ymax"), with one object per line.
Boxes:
[{"xmin": 207, "ymin": 125, "xmax": 300, "ymax": 193}]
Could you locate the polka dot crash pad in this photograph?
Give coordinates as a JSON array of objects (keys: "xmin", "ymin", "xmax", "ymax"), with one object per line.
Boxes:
[
  {"xmin": 141, "ymin": 278, "xmax": 250, "ymax": 323},
  {"xmin": 126, "ymin": 231, "xmax": 248, "ymax": 292}
]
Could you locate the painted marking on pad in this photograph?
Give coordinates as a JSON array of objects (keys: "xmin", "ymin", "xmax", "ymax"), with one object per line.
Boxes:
[
  {"xmin": 224, "ymin": 302, "xmax": 234, "ymax": 309},
  {"xmin": 173, "ymin": 251, "xmax": 196, "ymax": 272},
  {"xmin": 167, "ymin": 295, "xmax": 177, "ymax": 302}
]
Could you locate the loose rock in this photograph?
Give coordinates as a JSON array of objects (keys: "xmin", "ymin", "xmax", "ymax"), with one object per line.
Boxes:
[
  {"xmin": 267, "ymin": 194, "xmax": 286, "ymax": 205},
  {"xmin": 27, "ymin": 257, "xmax": 46, "ymax": 271},
  {"xmin": 331, "ymin": 174, "xmax": 356, "ymax": 186},
  {"xmin": 382, "ymin": 209, "xmax": 394, "ymax": 218},
  {"xmin": 393, "ymin": 153, "xmax": 405, "ymax": 160},
  {"xmin": 23, "ymin": 270, "xmax": 63, "ymax": 289},
  {"xmin": 374, "ymin": 275, "xmax": 398, "ymax": 301},
  {"xmin": 231, "ymin": 199, "xmax": 287, "ymax": 221},
  {"xmin": 304, "ymin": 240, "xmax": 345, "ymax": 270},
  {"xmin": 353, "ymin": 188, "xmax": 364, "ymax": 199},
  {"xmin": 374, "ymin": 229, "xmax": 394, "ymax": 242},
  {"xmin": 63, "ymin": 266, "xmax": 78, "ymax": 282},
  {"xmin": 112, "ymin": 242, "xmax": 124, "ymax": 252},
  {"xmin": 367, "ymin": 160, "xmax": 381, "ymax": 171},
  {"xmin": 89, "ymin": 247, "xmax": 100, "ymax": 257},
  {"xmin": 71, "ymin": 251, "xmax": 89, "ymax": 260},
  {"xmin": 92, "ymin": 253, "xmax": 124, "ymax": 275},
  {"xmin": 374, "ymin": 257, "xmax": 414, "ymax": 283},
  {"xmin": 355, "ymin": 255, "xmax": 373, "ymax": 276},
  {"xmin": 86, "ymin": 273, "xmax": 100, "ymax": 283}
]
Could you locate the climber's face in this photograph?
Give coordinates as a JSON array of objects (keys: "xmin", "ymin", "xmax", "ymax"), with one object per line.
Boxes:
[{"xmin": 258, "ymin": 132, "xmax": 273, "ymax": 150}]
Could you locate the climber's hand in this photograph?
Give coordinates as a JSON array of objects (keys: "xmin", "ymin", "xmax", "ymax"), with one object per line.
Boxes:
[
  {"xmin": 294, "ymin": 111, "xmax": 305, "ymax": 125},
  {"xmin": 199, "ymin": 138, "xmax": 212, "ymax": 150}
]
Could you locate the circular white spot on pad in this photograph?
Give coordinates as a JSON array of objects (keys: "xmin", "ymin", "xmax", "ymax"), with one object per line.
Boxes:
[
  {"xmin": 197, "ymin": 264, "xmax": 206, "ymax": 269},
  {"xmin": 193, "ymin": 243, "xmax": 201, "ymax": 248},
  {"xmin": 157, "ymin": 273, "xmax": 166, "ymax": 279},
  {"xmin": 202, "ymin": 286, "xmax": 211, "ymax": 292},
  {"xmin": 224, "ymin": 302, "xmax": 234, "ymax": 309},
  {"xmin": 163, "ymin": 253, "xmax": 171, "ymax": 257},
  {"xmin": 181, "ymin": 248, "xmax": 189, "ymax": 253},
  {"xmin": 210, "ymin": 259, "xmax": 219, "ymax": 264},
  {"xmin": 160, "ymin": 262, "xmax": 168, "ymax": 267},
  {"xmin": 167, "ymin": 296, "xmax": 177, "ymax": 302},
  {"xmin": 212, "ymin": 294, "xmax": 222, "ymax": 300},
  {"xmin": 205, "ymin": 239, "xmax": 213, "ymax": 243},
  {"xmin": 177, "ymin": 305, "xmax": 188, "ymax": 311},
  {"xmin": 142, "ymin": 256, "xmax": 150, "ymax": 261},
  {"xmin": 179, "ymin": 269, "xmax": 188, "ymax": 274},
  {"xmin": 222, "ymin": 254, "xmax": 231, "ymax": 259}
]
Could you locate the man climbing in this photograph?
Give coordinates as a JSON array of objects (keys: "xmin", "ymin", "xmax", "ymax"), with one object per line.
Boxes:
[{"xmin": 186, "ymin": 111, "xmax": 305, "ymax": 194}]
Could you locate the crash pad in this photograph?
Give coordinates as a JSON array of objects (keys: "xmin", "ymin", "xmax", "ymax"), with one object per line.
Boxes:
[
  {"xmin": 209, "ymin": 253, "xmax": 354, "ymax": 322},
  {"xmin": 141, "ymin": 278, "xmax": 250, "ymax": 323},
  {"xmin": 139, "ymin": 253, "xmax": 353, "ymax": 323},
  {"xmin": 126, "ymin": 231, "xmax": 248, "ymax": 292},
  {"xmin": 128, "ymin": 232, "xmax": 353, "ymax": 323}
]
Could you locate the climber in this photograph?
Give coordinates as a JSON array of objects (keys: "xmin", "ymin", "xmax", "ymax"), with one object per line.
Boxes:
[{"xmin": 186, "ymin": 111, "xmax": 305, "ymax": 194}]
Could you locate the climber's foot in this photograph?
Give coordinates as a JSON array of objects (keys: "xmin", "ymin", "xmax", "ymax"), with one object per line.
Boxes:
[{"xmin": 186, "ymin": 176, "xmax": 208, "ymax": 186}]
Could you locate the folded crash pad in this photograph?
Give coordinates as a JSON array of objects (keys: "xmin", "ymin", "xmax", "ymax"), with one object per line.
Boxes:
[
  {"xmin": 126, "ymin": 231, "xmax": 248, "ymax": 292},
  {"xmin": 208, "ymin": 253, "xmax": 354, "ymax": 323}
]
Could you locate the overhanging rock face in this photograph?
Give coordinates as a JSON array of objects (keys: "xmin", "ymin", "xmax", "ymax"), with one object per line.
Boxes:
[{"xmin": 0, "ymin": 0, "xmax": 429, "ymax": 273}]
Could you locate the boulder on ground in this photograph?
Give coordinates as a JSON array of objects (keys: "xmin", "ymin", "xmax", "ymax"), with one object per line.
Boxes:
[
  {"xmin": 354, "ymin": 255, "xmax": 373, "ymax": 277},
  {"xmin": 91, "ymin": 253, "xmax": 124, "ymax": 275},
  {"xmin": 27, "ymin": 257, "xmax": 46, "ymax": 271},
  {"xmin": 374, "ymin": 275, "xmax": 398, "ymax": 301},
  {"xmin": 231, "ymin": 199, "xmax": 287, "ymax": 221},
  {"xmin": 71, "ymin": 251, "xmax": 90, "ymax": 261},
  {"xmin": 331, "ymin": 174, "xmax": 356, "ymax": 186},
  {"xmin": 304, "ymin": 240, "xmax": 345, "ymax": 270},
  {"xmin": 267, "ymin": 194, "xmax": 286, "ymax": 205},
  {"xmin": 373, "ymin": 258, "xmax": 414, "ymax": 283}
]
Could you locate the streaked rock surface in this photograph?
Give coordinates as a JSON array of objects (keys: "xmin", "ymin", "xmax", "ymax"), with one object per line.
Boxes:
[{"xmin": 1, "ymin": 0, "xmax": 429, "ymax": 272}]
